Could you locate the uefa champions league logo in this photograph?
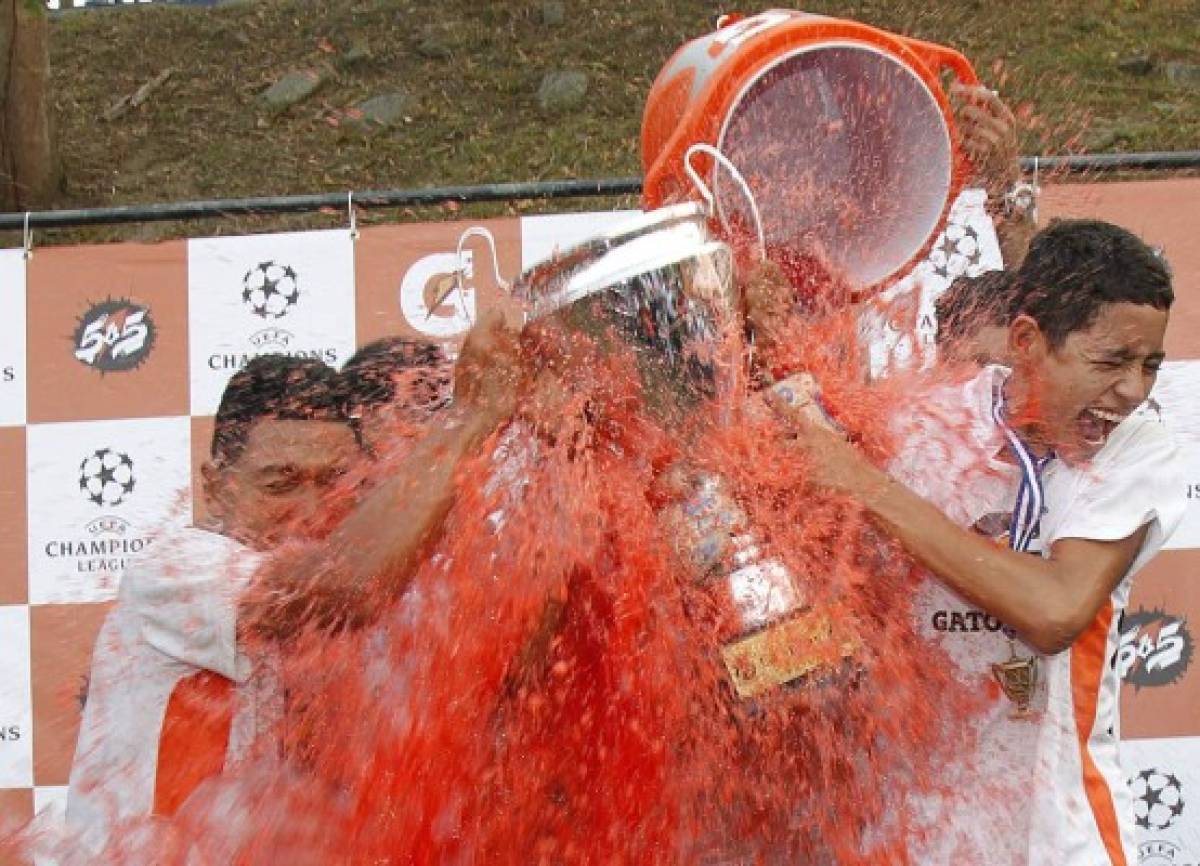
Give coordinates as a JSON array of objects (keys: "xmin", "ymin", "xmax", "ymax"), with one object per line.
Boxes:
[
  {"xmin": 1140, "ymin": 840, "xmax": 1200, "ymax": 866},
  {"xmin": 1129, "ymin": 767, "xmax": 1186, "ymax": 832},
  {"xmin": 242, "ymin": 261, "xmax": 300, "ymax": 320},
  {"xmin": 927, "ymin": 220, "xmax": 983, "ymax": 280},
  {"xmin": 78, "ymin": 448, "xmax": 136, "ymax": 507}
]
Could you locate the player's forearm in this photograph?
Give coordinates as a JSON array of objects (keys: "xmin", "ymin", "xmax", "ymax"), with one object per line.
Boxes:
[
  {"xmin": 857, "ymin": 469, "xmax": 1088, "ymax": 654},
  {"xmin": 335, "ymin": 407, "xmax": 498, "ymax": 590}
]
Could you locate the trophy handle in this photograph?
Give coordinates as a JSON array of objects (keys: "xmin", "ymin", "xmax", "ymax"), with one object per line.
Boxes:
[{"xmin": 684, "ymin": 142, "xmax": 766, "ymax": 261}]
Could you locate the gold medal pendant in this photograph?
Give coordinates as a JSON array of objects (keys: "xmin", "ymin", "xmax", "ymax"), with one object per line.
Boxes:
[{"xmin": 991, "ymin": 645, "xmax": 1039, "ymax": 717}]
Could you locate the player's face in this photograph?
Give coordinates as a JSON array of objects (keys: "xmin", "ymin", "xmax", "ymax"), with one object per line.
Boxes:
[
  {"xmin": 1016, "ymin": 302, "xmax": 1167, "ymax": 462},
  {"xmin": 207, "ymin": 419, "xmax": 361, "ymax": 549}
]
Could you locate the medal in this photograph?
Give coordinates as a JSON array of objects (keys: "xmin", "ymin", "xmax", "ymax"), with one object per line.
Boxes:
[
  {"xmin": 991, "ymin": 646, "xmax": 1039, "ymax": 716},
  {"xmin": 990, "ymin": 382, "xmax": 1054, "ymax": 714}
]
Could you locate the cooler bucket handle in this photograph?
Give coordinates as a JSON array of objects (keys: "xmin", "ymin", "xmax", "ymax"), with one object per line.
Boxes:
[
  {"xmin": 900, "ymin": 36, "xmax": 979, "ymax": 86},
  {"xmin": 684, "ymin": 143, "xmax": 767, "ymax": 261}
]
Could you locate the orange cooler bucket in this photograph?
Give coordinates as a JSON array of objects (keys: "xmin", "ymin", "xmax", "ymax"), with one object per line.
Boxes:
[{"xmin": 642, "ymin": 10, "xmax": 979, "ymax": 294}]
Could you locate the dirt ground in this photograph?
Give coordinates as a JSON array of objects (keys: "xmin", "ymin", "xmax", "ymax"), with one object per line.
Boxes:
[{"xmin": 31, "ymin": 0, "xmax": 1200, "ymax": 244}]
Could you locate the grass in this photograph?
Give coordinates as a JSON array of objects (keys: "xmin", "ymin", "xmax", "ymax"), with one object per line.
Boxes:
[{"xmin": 28, "ymin": 0, "xmax": 1200, "ymax": 244}]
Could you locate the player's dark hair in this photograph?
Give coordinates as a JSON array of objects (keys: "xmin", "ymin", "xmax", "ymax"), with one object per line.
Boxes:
[
  {"xmin": 1007, "ymin": 219, "xmax": 1173, "ymax": 347},
  {"xmin": 934, "ymin": 269, "xmax": 1014, "ymax": 348},
  {"xmin": 339, "ymin": 337, "xmax": 453, "ymax": 416},
  {"xmin": 211, "ymin": 355, "xmax": 346, "ymax": 466}
]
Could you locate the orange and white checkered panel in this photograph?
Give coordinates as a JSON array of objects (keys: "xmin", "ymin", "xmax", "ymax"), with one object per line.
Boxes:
[
  {"xmin": 0, "ymin": 428, "xmax": 27, "ymax": 607},
  {"xmin": 30, "ymin": 603, "xmax": 112, "ymax": 790},
  {"xmin": 190, "ymin": 415, "xmax": 215, "ymax": 528},
  {"xmin": 353, "ymin": 217, "xmax": 523, "ymax": 347},
  {"xmin": 187, "ymin": 229, "xmax": 358, "ymax": 415},
  {"xmin": 26, "ymin": 417, "xmax": 193, "ymax": 605},
  {"xmin": 1121, "ymin": 550, "xmax": 1200, "ymax": 741},
  {"xmin": 0, "ymin": 249, "xmax": 27, "ymax": 429},
  {"xmin": 0, "ymin": 605, "xmax": 32, "ymax": 792},
  {"xmin": 0, "ymin": 788, "xmax": 32, "ymax": 852},
  {"xmin": 25, "ymin": 241, "xmax": 189, "ymax": 425},
  {"xmin": 1042, "ymin": 178, "xmax": 1200, "ymax": 360}
]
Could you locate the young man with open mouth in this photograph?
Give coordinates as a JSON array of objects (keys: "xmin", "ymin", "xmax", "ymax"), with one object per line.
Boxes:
[{"xmin": 776, "ymin": 218, "xmax": 1183, "ymax": 865}]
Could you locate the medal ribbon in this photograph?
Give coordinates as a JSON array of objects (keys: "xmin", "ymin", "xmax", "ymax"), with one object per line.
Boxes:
[
  {"xmin": 988, "ymin": 379, "xmax": 1052, "ymax": 715},
  {"xmin": 991, "ymin": 386, "xmax": 1054, "ymax": 553}
]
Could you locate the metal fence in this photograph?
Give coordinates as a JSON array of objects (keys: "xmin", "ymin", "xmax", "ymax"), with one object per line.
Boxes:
[{"xmin": 2, "ymin": 151, "xmax": 1199, "ymax": 231}]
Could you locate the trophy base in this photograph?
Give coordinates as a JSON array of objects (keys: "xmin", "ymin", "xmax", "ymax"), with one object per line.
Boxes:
[{"xmin": 721, "ymin": 608, "xmax": 864, "ymax": 700}]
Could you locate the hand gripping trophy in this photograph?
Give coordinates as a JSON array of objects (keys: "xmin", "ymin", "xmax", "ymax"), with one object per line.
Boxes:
[{"xmin": 439, "ymin": 7, "xmax": 982, "ymax": 705}]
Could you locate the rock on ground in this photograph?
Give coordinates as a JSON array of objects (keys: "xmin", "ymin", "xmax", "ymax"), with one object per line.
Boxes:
[
  {"xmin": 537, "ymin": 70, "xmax": 588, "ymax": 114},
  {"xmin": 259, "ymin": 69, "xmax": 326, "ymax": 112},
  {"xmin": 342, "ymin": 92, "xmax": 412, "ymax": 135}
]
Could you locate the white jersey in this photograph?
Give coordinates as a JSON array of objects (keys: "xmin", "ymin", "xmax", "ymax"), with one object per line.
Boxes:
[
  {"xmin": 65, "ymin": 525, "xmax": 277, "ymax": 855},
  {"xmin": 890, "ymin": 364, "xmax": 1185, "ymax": 866}
]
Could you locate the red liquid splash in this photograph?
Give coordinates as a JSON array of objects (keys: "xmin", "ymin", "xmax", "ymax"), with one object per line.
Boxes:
[{"xmin": 10, "ymin": 272, "xmax": 996, "ymax": 866}]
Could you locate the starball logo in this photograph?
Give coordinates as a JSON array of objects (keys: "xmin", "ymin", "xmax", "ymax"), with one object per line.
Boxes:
[
  {"xmin": 1118, "ymin": 607, "xmax": 1194, "ymax": 689},
  {"xmin": 73, "ymin": 298, "xmax": 155, "ymax": 373},
  {"xmin": 207, "ymin": 260, "xmax": 338, "ymax": 372},
  {"xmin": 78, "ymin": 448, "xmax": 135, "ymax": 507},
  {"xmin": 1129, "ymin": 767, "xmax": 1186, "ymax": 832},
  {"xmin": 242, "ymin": 261, "xmax": 300, "ymax": 320},
  {"xmin": 927, "ymin": 218, "xmax": 982, "ymax": 280}
]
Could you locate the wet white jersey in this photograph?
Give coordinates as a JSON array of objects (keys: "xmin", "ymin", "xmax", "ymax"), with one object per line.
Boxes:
[
  {"xmin": 890, "ymin": 364, "xmax": 1184, "ymax": 865},
  {"xmin": 65, "ymin": 526, "xmax": 277, "ymax": 855}
]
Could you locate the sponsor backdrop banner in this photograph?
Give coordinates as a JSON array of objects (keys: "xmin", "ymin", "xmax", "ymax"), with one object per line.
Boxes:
[{"xmin": 0, "ymin": 180, "xmax": 1196, "ymax": 862}]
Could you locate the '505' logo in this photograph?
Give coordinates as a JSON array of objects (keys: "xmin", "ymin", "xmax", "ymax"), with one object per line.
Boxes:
[
  {"xmin": 73, "ymin": 299, "xmax": 156, "ymax": 373},
  {"xmin": 1117, "ymin": 608, "xmax": 1193, "ymax": 689}
]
